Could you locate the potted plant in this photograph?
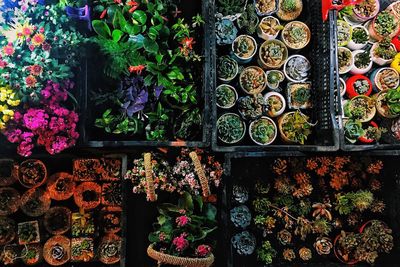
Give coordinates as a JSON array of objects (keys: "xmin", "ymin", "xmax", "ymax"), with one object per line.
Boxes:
[
  {"xmin": 350, "ymin": 0, "xmax": 380, "ymax": 22},
  {"xmin": 346, "ymin": 75, "xmax": 373, "ymax": 98},
  {"xmin": 101, "ymin": 206, "xmax": 122, "ymax": 234},
  {"xmin": 283, "ymin": 55, "xmax": 311, "ymax": 82},
  {"xmin": 278, "ymin": 111, "xmax": 313, "ymax": 144},
  {"xmin": 21, "ymin": 244, "xmax": 42, "ymax": 266},
  {"xmin": 266, "ymin": 70, "xmax": 285, "ymax": 90},
  {"xmin": 232, "ymin": 35, "xmax": 257, "ymax": 63},
  {"xmin": 0, "ymin": 160, "xmax": 17, "ymax": 186},
  {"xmin": 237, "ymin": 4, "xmax": 259, "ymax": 35},
  {"xmin": 249, "ymin": 117, "xmax": 278, "ymax": 145},
  {"xmin": 0, "ymin": 217, "xmax": 15, "ymax": 246},
  {"xmin": 217, "ymin": 56, "xmax": 239, "ymax": 82},
  {"xmin": 287, "ymin": 82, "xmax": 312, "ymax": 109},
  {"xmin": 217, "ymin": 113, "xmax": 246, "ymax": 144},
  {"xmin": 216, "ymin": 19, "xmax": 238, "ymax": 46},
  {"xmin": 18, "ymin": 159, "xmax": 47, "ymax": 188},
  {"xmin": 339, "ymin": 78, "xmax": 347, "ymax": 97},
  {"xmin": 232, "ymin": 231, "xmax": 257, "ymax": 256},
  {"xmin": 358, "ymin": 121, "xmax": 385, "ymax": 143},
  {"xmin": 371, "ymin": 67, "xmax": 400, "ymax": 91},
  {"xmin": 147, "ymin": 193, "xmax": 216, "ymax": 267},
  {"xmin": 344, "ymin": 95, "xmax": 376, "ymax": 122},
  {"xmin": 102, "ymin": 182, "xmax": 123, "ymax": 206},
  {"xmin": 258, "ymin": 40, "xmax": 288, "ymax": 69},
  {"xmin": 281, "ymin": 21, "xmax": 311, "ymax": 50},
  {"xmin": 72, "ymin": 212, "xmax": 95, "ymax": 237},
  {"xmin": 338, "ymin": 47, "xmax": 354, "ymax": 74},
  {"xmin": 47, "ymin": 172, "xmax": 75, "ymax": 201},
  {"xmin": 44, "ymin": 207, "xmax": 71, "ymax": 235},
  {"xmin": 371, "ymin": 38, "xmax": 397, "ymax": 66},
  {"xmin": 73, "ymin": 159, "xmax": 103, "ymax": 181},
  {"xmin": 0, "ymin": 187, "xmax": 20, "ymax": 216},
  {"xmin": 230, "ymin": 205, "xmax": 252, "ymax": 228},
  {"xmin": 43, "ymin": 235, "xmax": 71, "ymax": 266},
  {"xmin": 350, "ymin": 50, "xmax": 372, "ymax": 75},
  {"xmin": 101, "ymin": 158, "xmax": 122, "ymax": 181},
  {"xmin": 257, "ymin": 16, "xmax": 282, "ymax": 41},
  {"xmin": 276, "ymin": 0, "xmax": 303, "ymax": 21},
  {"xmin": 264, "ymin": 92, "xmax": 286, "ymax": 117},
  {"xmin": 348, "ymin": 25, "xmax": 369, "ymax": 50},
  {"xmin": 99, "ymin": 234, "xmax": 121, "ymax": 264},
  {"xmin": 18, "ymin": 221, "xmax": 40, "ymax": 245},
  {"xmin": 334, "ymin": 231, "xmax": 360, "ymax": 264},
  {"xmin": 20, "ymin": 188, "xmax": 51, "ymax": 217},
  {"xmin": 384, "ymin": 87, "xmax": 400, "ymax": 118},
  {"xmin": 237, "ymin": 94, "xmax": 265, "ymax": 120},
  {"xmin": 387, "ymin": 1, "xmax": 400, "ymax": 18},
  {"xmin": 374, "ymin": 89, "xmax": 399, "ymax": 118},
  {"xmin": 369, "ymin": 11, "xmax": 400, "ymax": 41},
  {"xmin": 239, "ymin": 66, "xmax": 268, "ymax": 95},
  {"xmin": 74, "ymin": 181, "xmax": 101, "ymax": 210},
  {"xmin": 337, "ymin": 20, "xmax": 352, "ymax": 47},
  {"xmin": 216, "ymin": 84, "xmax": 238, "ymax": 109},
  {"xmin": 1, "ymin": 245, "xmax": 19, "ymax": 265},
  {"xmin": 71, "ymin": 238, "xmax": 94, "ymax": 262},
  {"xmin": 344, "ymin": 119, "xmax": 365, "ymax": 143},
  {"xmin": 255, "ymin": 0, "xmax": 278, "ymax": 16}
]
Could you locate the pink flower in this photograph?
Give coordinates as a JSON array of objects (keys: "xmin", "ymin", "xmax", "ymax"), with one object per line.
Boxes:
[
  {"xmin": 195, "ymin": 245, "xmax": 212, "ymax": 257},
  {"xmin": 23, "ymin": 108, "xmax": 48, "ymax": 130},
  {"xmin": 2, "ymin": 45, "xmax": 14, "ymax": 56},
  {"xmin": 179, "ymin": 209, "xmax": 186, "ymax": 214},
  {"xmin": 42, "ymin": 42, "xmax": 51, "ymax": 51},
  {"xmin": 176, "ymin": 215, "xmax": 191, "ymax": 227},
  {"xmin": 172, "ymin": 233, "xmax": 189, "ymax": 252},
  {"xmin": 0, "ymin": 60, "xmax": 7, "ymax": 68}
]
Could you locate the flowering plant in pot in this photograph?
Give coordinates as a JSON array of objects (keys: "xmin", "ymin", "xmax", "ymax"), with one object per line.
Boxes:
[
  {"xmin": 264, "ymin": 92, "xmax": 286, "ymax": 117},
  {"xmin": 216, "ymin": 84, "xmax": 238, "ymax": 109},
  {"xmin": 369, "ymin": 11, "xmax": 400, "ymax": 41},
  {"xmin": 344, "ymin": 95, "xmax": 376, "ymax": 122},
  {"xmin": 249, "ymin": 117, "xmax": 277, "ymax": 145},
  {"xmin": 371, "ymin": 38, "xmax": 397, "ymax": 66},
  {"xmin": 239, "ymin": 66, "xmax": 267, "ymax": 95},
  {"xmin": 0, "ymin": 85, "xmax": 20, "ymax": 131},
  {"xmin": 287, "ymin": 82, "xmax": 312, "ymax": 109},
  {"xmin": 371, "ymin": 67, "xmax": 400, "ymax": 91},
  {"xmin": 337, "ymin": 20, "xmax": 352, "ymax": 47},
  {"xmin": 281, "ymin": 21, "xmax": 311, "ymax": 50},
  {"xmin": 147, "ymin": 192, "xmax": 217, "ymax": 267},
  {"xmin": 278, "ymin": 111, "xmax": 313, "ymax": 144},
  {"xmin": 283, "ymin": 55, "xmax": 311, "ymax": 82},
  {"xmin": 254, "ymin": 0, "xmax": 278, "ymax": 16},
  {"xmin": 237, "ymin": 94, "xmax": 265, "ymax": 120},
  {"xmin": 21, "ymin": 244, "xmax": 42, "ymax": 266},
  {"xmin": 257, "ymin": 16, "xmax": 282, "ymax": 41},
  {"xmin": 217, "ymin": 113, "xmax": 246, "ymax": 144},
  {"xmin": 350, "ymin": 50, "xmax": 372, "ymax": 75},
  {"xmin": 346, "ymin": 75, "xmax": 372, "ymax": 98},
  {"xmin": 232, "ymin": 35, "xmax": 257, "ymax": 63},
  {"xmin": 338, "ymin": 47, "xmax": 354, "ymax": 74},
  {"xmin": 258, "ymin": 39, "xmax": 288, "ymax": 69},
  {"xmin": 276, "ymin": 0, "xmax": 303, "ymax": 21},
  {"xmin": 348, "ymin": 25, "xmax": 369, "ymax": 50},
  {"xmin": 217, "ymin": 56, "xmax": 238, "ymax": 82},
  {"xmin": 266, "ymin": 70, "xmax": 284, "ymax": 90}
]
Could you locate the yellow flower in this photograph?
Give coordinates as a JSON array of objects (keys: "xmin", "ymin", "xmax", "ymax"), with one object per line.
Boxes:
[
  {"xmin": 0, "ymin": 121, "xmax": 4, "ymax": 130},
  {"xmin": 391, "ymin": 53, "xmax": 400, "ymax": 73},
  {"xmin": 2, "ymin": 114, "xmax": 10, "ymax": 122},
  {"xmin": 0, "ymin": 105, "xmax": 5, "ymax": 112},
  {"xmin": 3, "ymin": 109, "xmax": 14, "ymax": 116}
]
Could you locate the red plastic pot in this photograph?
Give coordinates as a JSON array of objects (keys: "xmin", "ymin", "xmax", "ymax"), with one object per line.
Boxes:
[
  {"xmin": 333, "ymin": 234, "xmax": 360, "ymax": 265},
  {"xmin": 359, "ymin": 220, "xmax": 388, "ymax": 233},
  {"xmin": 358, "ymin": 121, "xmax": 378, "ymax": 144},
  {"xmin": 346, "ymin": 75, "xmax": 373, "ymax": 99},
  {"xmin": 392, "ymin": 35, "xmax": 400, "ymax": 52}
]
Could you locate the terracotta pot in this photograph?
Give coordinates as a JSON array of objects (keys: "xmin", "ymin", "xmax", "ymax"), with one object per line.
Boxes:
[
  {"xmin": 18, "ymin": 159, "xmax": 47, "ymax": 188},
  {"xmin": 20, "ymin": 187, "xmax": 51, "ymax": 217},
  {"xmin": 369, "ymin": 11, "xmax": 400, "ymax": 41},
  {"xmin": 101, "ymin": 158, "xmax": 122, "ymax": 181},
  {"xmin": 98, "ymin": 234, "xmax": 121, "ymax": 265},
  {"xmin": 22, "ymin": 244, "xmax": 43, "ymax": 266},
  {"xmin": 358, "ymin": 121, "xmax": 378, "ymax": 143},
  {"xmin": 278, "ymin": 112, "xmax": 296, "ymax": 144},
  {"xmin": 74, "ymin": 182, "xmax": 101, "ymax": 210},
  {"xmin": 101, "ymin": 206, "xmax": 122, "ymax": 234},
  {"xmin": 43, "ymin": 235, "xmax": 71, "ymax": 266},
  {"xmin": 47, "ymin": 172, "xmax": 75, "ymax": 201},
  {"xmin": 44, "ymin": 207, "xmax": 71, "ymax": 235},
  {"xmin": 359, "ymin": 220, "xmax": 389, "ymax": 233},
  {"xmin": 333, "ymin": 234, "xmax": 360, "ymax": 265},
  {"xmin": 276, "ymin": 0, "xmax": 303, "ymax": 21},
  {"xmin": 0, "ymin": 187, "xmax": 20, "ymax": 216},
  {"xmin": 346, "ymin": 75, "xmax": 373, "ymax": 98},
  {"xmin": 71, "ymin": 237, "xmax": 94, "ymax": 262}
]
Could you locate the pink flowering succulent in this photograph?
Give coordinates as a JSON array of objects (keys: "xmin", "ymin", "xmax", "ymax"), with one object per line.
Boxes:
[
  {"xmin": 172, "ymin": 233, "xmax": 189, "ymax": 252},
  {"xmin": 195, "ymin": 245, "xmax": 212, "ymax": 257},
  {"xmin": 176, "ymin": 215, "xmax": 191, "ymax": 227}
]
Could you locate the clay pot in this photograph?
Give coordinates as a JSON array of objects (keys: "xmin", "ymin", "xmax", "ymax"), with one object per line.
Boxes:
[
  {"xmin": 0, "ymin": 187, "xmax": 20, "ymax": 216},
  {"xmin": 74, "ymin": 182, "xmax": 101, "ymax": 210},
  {"xmin": 98, "ymin": 234, "xmax": 121, "ymax": 265},
  {"xmin": 333, "ymin": 234, "xmax": 360, "ymax": 265},
  {"xmin": 20, "ymin": 188, "xmax": 51, "ymax": 217},
  {"xmin": 18, "ymin": 159, "xmax": 47, "ymax": 188},
  {"xmin": 43, "ymin": 235, "xmax": 71, "ymax": 266},
  {"xmin": 44, "ymin": 207, "xmax": 72, "ymax": 235},
  {"xmin": 47, "ymin": 172, "xmax": 75, "ymax": 201}
]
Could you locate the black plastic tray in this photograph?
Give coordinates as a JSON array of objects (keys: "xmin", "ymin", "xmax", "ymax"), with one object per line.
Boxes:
[
  {"xmin": 211, "ymin": 1, "xmax": 340, "ymax": 152},
  {"xmin": 79, "ymin": 0, "xmax": 212, "ymax": 148}
]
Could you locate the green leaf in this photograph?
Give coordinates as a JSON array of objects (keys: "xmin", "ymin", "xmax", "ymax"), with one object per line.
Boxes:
[
  {"xmin": 143, "ymin": 38, "xmax": 159, "ymax": 54},
  {"xmin": 178, "ymin": 192, "xmax": 194, "ymax": 212},
  {"xmin": 193, "ymin": 195, "xmax": 204, "ymax": 211},
  {"xmin": 157, "ymin": 215, "xmax": 166, "ymax": 225},
  {"xmin": 124, "ymin": 24, "xmax": 141, "ymax": 35},
  {"xmin": 112, "ymin": 29, "xmax": 124, "ymax": 42},
  {"xmin": 132, "ymin": 10, "xmax": 147, "ymax": 25},
  {"xmin": 148, "ymin": 232, "xmax": 159, "ymax": 243},
  {"xmin": 148, "ymin": 26, "xmax": 159, "ymax": 40},
  {"xmin": 112, "ymin": 9, "xmax": 126, "ymax": 30},
  {"xmin": 204, "ymin": 204, "xmax": 217, "ymax": 221},
  {"xmin": 92, "ymin": 20, "xmax": 111, "ymax": 38}
]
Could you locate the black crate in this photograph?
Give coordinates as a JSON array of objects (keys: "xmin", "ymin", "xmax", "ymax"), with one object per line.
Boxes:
[
  {"xmin": 211, "ymin": 1, "xmax": 340, "ymax": 152},
  {"xmin": 79, "ymin": 0, "xmax": 212, "ymax": 149},
  {"xmin": 221, "ymin": 152, "xmax": 400, "ymax": 267}
]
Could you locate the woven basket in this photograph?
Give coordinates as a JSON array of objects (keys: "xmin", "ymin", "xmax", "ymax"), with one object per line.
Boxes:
[{"xmin": 147, "ymin": 245, "xmax": 214, "ymax": 267}]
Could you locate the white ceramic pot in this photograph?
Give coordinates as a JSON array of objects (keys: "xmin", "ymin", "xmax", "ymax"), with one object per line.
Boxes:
[
  {"xmin": 339, "ymin": 78, "xmax": 347, "ymax": 97},
  {"xmin": 347, "ymin": 25, "xmax": 369, "ymax": 50},
  {"xmin": 264, "ymin": 92, "xmax": 286, "ymax": 117},
  {"xmin": 249, "ymin": 116, "xmax": 277, "ymax": 146},
  {"xmin": 350, "ymin": 50, "xmax": 373, "ymax": 75},
  {"xmin": 216, "ymin": 84, "xmax": 238, "ymax": 109},
  {"xmin": 371, "ymin": 42, "xmax": 397, "ymax": 66},
  {"xmin": 370, "ymin": 67, "xmax": 400, "ymax": 91},
  {"xmin": 257, "ymin": 16, "xmax": 281, "ymax": 41},
  {"xmin": 283, "ymin": 55, "xmax": 311, "ymax": 82},
  {"xmin": 338, "ymin": 47, "xmax": 354, "ymax": 75}
]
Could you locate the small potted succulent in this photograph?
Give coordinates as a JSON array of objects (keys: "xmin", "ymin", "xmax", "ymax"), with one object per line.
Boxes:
[
  {"xmin": 0, "ymin": 217, "xmax": 15, "ymax": 246},
  {"xmin": 46, "ymin": 172, "xmax": 75, "ymax": 201},
  {"xmin": 72, "ymin": 212, "xmax": 95, "ymax": 237},
  {"xmin": 264, "ymin": 92, "xmax": 286, "ymax": 117},
  {"xmin": 230, "ymin": 205, "xmax": 252, "ymax": 228},
  {"xmin": 257, "ymin": 16, "xmax": 282, "ymax": 41},
  {"xmin": 278, "ymin": 111, "xmax": 313, "ymax": 144},
  {"xmin": 21, "ymin": 244, "xmax": 43, "ymax": 266},
  {"xmin": 369, "ymin": 11, "xmax": 400, "ymax": 41},
  {"xmin": 232, "ymin": 35, "xmax": 257, "ymax": 63},
  {"xmin": 337, "ymin": 20, "xmax": 352, "ymax": 47},
  {"xmin": 281, "ymin": 21, "xmax": 311, "ymax": 50},
  {"xmin": 344, "ymin": 95, "xmax": 376, "ymax": 122},
  {"xmin": 266, "ymin": 70, "xmax": 285, "ymax": 90},
  {"xmin": 237, "ymin": 94, "xmax": 265, "ymax": 120},
  {"xmin": 101, "ymin": 206, "xmax": 122, "ymax": 234},
  {"xmin": 216, "ymin": 19, "xmax": 238, "ymax": 46},
  {"xmin": 217, "ymin": 113, "xmax": 246, "ymax": 144},
  {"xmin": 338, "ymin": 47, "xmax": 354, "ymax": 75},
  {"xmin": 43, "ymin": 235, "xmax": 71, "ymax": 266},
  {"xmin": 339, "ymin": 78, "xmax": 347, "ymax": 97},
  {"xmin": 344, "ymin": 119, "xmax": 364, "ymax": 143},
  {"xmin": 71, "ymin": 238, "xmax": 94, "ymax": 262},
  {"xmin": 18, "ymin": 221, "xmax": 40, "ymax": 245},
  {"xmin": 287, "ymin": 82, "xmax": 312, "ymax": 109},
  {"xmin": 276, "ymin": 0, "xmax": 303, "ymax": 21},
  {"xmin": 102, "ymin": 182, "xmax": 123, "ymax": 206},
  {"xmin": 74, "ymin": 181, "xmax": 101, "ymax": 210},
  {"xmin": 346, "ymin": 75, "xmax": 373, "ymax": 98},
  {"xmin": 371, "ymin": 67, "xmax": 400, "ymax": 91},
  {"xmin": 73, "ymin": 159, "xmax": 103, "ymax": 181},
  {"xmin": 249, "ymin": 117, "xmax": 278, "ymax": 145},
  {"xmin": 350, "ymin": 50, "xmax": 372, "ymax": 75},
  {"xmin": 232, "ymin": 231, "xmax": 257, "ymax": 256},
  {"xmin": 348, "ymin": 25, "xmax": 369, "ymax": 50},
  {"xmin": 217, "ymin": 56, "xmax": 239, "ymax": 82},
  {"xmin": 258, "ymin": 40, "xmax": 288, "ymax": 69},
  {"xmin": 20, "ymin": 188, "xmax": 51, "ymax": 217},
  {"xmin": 374, "ymin": 89, "xmax": 399, "ymax": 118},
  {"xmin": 0, "ymin": 160, "xmax": 17, "ymax": 186},
  {"xmin": 216, "ymin": 84, "xmax": 238, "ymax": 109},
  {"xmin": 334, "ymin": 231, "xmax": 360, "ymax": 264},
  {"xmin": 382, "ymin": 87, "xmax": 400, "ymax": 118},
  {"xmin": 239, "ymin": 66, "xmax": 268, "ymax": 94},
  {"xmin": 358, "ymin": 121, "xmax": 385, "ymax": 144},
  {"xmin": 387, "ymin": 1, "xmax": 400, "ymax": 18},
  {"xmin": 44, "ymin": 207, "xmax": 71, "ymax": 235},
  {"xmin": 0, "ymin": 187, "xmax": 20, "ymax": 216},
  {"xmin": 350, "ymin": 0, "xmax": 380, "ymax": 22},
  {"xmin": 371, "ymin": 38, "xmax": 397, "ymax": 66},
  {"xmin": 254, "ymin": 0, "xmax": 278, "ymax": 16},
  {"xmin": 283, "ymin": 55, "xmax": 311, "ymax": 82},
  {"xmin": 18, "ymin": 159, "xmax": 47, "ymax": 188},
  {"xmin": 99, "ymin": 234, "xmax": 122, "ymax": 265}
]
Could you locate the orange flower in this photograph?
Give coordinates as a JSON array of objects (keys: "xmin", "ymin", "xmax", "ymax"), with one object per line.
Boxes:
[
  {"xmin": 25, "ymin": 75, "xmax": 37, "ymax": 88},
  {"xmin": 31, "ymin": 33, "xmax": 45, "ymax": 46},
  {"xmin": 29, "ymin": 65, "xmax": 43, "ymax": 76},
  {"xmin": 2, "ymin": 44, "xmax": 14, "ymax": 56},
  {"xmin": 128, "ymin": 65, "xmax": 145, "ymax": 75},
  {"xmin": 181, "ymin": 37, "xmax": 195, "ymax": 50},
  {"xmin": 127, "ymin": 1, "xmax": 139, "ymax": 13}
]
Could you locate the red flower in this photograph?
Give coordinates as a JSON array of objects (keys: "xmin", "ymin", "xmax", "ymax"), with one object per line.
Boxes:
[
  {"xmin": 128, "ymin": 65, "xmax": 145, "ymax": 75},
  {"xmin": 159, "ymin": 232, "xmax": 166, "ymax": 242},
  {"xmin": 29, "ymin": 65, "xmax": 43, "ymax": 76},
  {"xmin": 2, "ymin": 44, "xmax": 14, "ymax": 56},
  {"xmin": 172, "ymin": 233, "xmax": 189, "ymax": 252},
  {"xmin": 181, "ymin": 37, "xmax": 195, "ymax": 50},
  {"xmin": 32, "ymin": 33, "xmax": 45, "ymax": 46},
  {"xmin": 22, "ymin": 26, "xmax": 32, "ymax": 36},
  {"xmin": 25, "ymin": 75, "xmax": 37, "ymax": 88},
  {"xmin": 127, "ymin": 1, "xmax": 139, "ymax": 13},
  {"xmin": 195, "ymin": 245, "xmax": 212, "ymax": 257},
  {"xmin": 100, "ymin": 8, "xmax": 107, "ymax": 19},
  {"xmin": 176, "ymin": 215, "xmax": 190, "ymax": 227}
]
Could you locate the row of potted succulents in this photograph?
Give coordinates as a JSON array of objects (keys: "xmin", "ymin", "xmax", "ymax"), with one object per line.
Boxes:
[
  {"xmin": 229, "ymin": 157, "xmax": 394, "ymax": 265},
  {"xmin": 215, "ymin": 0, "xmax": 316, "ymax": 146},
  {"xmin": 337, "ymin": 0, "xmax": 400, "ymax": 145},
  {"xmin": 0, "ymin": 157, "xmax": 123, "ymax": 266}
]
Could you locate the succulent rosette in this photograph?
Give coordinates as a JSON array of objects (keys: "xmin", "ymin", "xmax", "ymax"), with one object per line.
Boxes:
[
  {"xmin": 231, "ymin": 231, "xmax": 256, "ymax": 256},
  {"xmin": 230, "ymin": 205, "xmax": 252, "ymax": 228}
]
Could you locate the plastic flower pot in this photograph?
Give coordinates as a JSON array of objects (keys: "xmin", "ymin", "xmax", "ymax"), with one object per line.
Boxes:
[
  {"xmin": 249, "ymin": 117, "xmax": 277, "ymax": 146},
  {"xmin": 337, "ymin": 20, "xmax": 352, "ymax": 47},
  {"xmin": 21, "ymin": 244, "xmax": 43, "ymax": 266},
  {"xmin": 339, "ymin": 78, "xmax": 347, "ymax": 97},
  {"xmin": 392, "ymin": 35, "xmax": 400, "ymax": 51},
  {"xmin": 74, "ymin": 181, "xmax": 101, "ymax": 210},
  {"xmin": 0, "ymin": 159, "xmax": 17, "ymax": 186},
  {"xmin": 333, "ymin": 233, "xmax": 360, "ymax": 265},
  {"xmin": 350, "ymin": 50, "xmax": 373, "ymax": 75},
  {"xmin": 359, "ymin": 121, "xmax": 379, "ymax": 143},
  {"xmin": 101, "ymin": 206, "xmax": 122, "ymax": 234},
  {"xmin": 369, "ymin": 11, "xmax": 400, "ymax": 41},
  {"xmin": 257, "ymin": 16, "xmax": 281, "ymax": 41},
  {"xmin": 18, "ymin": 159, "xmax": 47, "ymax": 188},
  {"xmin": 44, "ymin": 207, "xmax": 71, "ymax": 235},
  {"xmin": 43, "ymin": 235, "xmax": 71, "ymax": 266},
  {"xmin": 264, "ymin": 92, "xmax": 286, "ymax": 117},
  {"xmin": 0, "ymin": 217, "xmax": 16, "ymax": 245},
  {"xmin": 258, "ymin": 39, "xmax": 288, "ymax": 69},
  {"xmin": 47, "ymin": 172, "xmax": 75, "ymax": 201},
  {"xmin": 98, "ymin": 234, "xmax": 121, "ymax": 265},
  {"xmin": 287, "ymin": 82, "xmax": 313, "ymax": 109},
  {"xmin": 374, "ymin": 89, "xmax": 399, "ymax": 119},
  {"xmin": 338, "ymin": 47, "xmax": 354, "ymax": 75},
  {"xmin": 371, "ymin": 42, "xmax": 397, "ymax": 66},
  {"xmin": 346, "ymin": 75, "xmax": 372, "ymax": 98},
  {"xmin": 281, "ymin": 21, "xmax": 311, "ymax": 50},
  {"xmin": 350, "ymin": 0, "xmax": 380, "ymax": 22},
  {"xmin": 370, "ymin": 67, "xmax": 400, "ymax": 91},
  {"xmin": 284, "ymin": 55, "xmax": 311, "ymax": 82},
  {"xmin": 0, "ymin": 187, "xmax": 20, "ymax": 216},
  {"xmin": 254, "ymin": 0, "xmax": 278, "ymax": 16},
  {"xmin": 239, "ymin": 66, "xmax": 267, "ymax": 95},
  {"xmin": 20, "ymin": 187, "xmax": 51, "ymax": 217},
  {"xmin": 216, "ymin": 84, "xmax": 238, "ymax": 109},
  {"xmin": 232, "ymin": 35, "xmax": 258, "ymax": 64}
]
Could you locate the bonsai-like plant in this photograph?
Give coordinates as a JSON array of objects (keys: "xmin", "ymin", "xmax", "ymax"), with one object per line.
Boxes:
[
  {"xmin": 237, "ymin": 95, "xmax": 265, "ymax": 120},
  {"xmin": 337, "ymin": 20, "xmax": 352, "ymax": 47},
  {"xmin": 217, "ymin": 113, "xmax": 246, "ymax": 144},
  {"xmin": 249, "ymin": 117, "xmax": 277, "ymax": 145},
  {"xmin": 239, "ymin": 67, "xmax": 267, "ymax": 94},
  {"xmin": 18, "ymin": 221, "xmax": 40, "ymax": 245},
  {"xmin": 217, "ymin": 56, "xmax": 238, "ymax": 81},
  {"xmin": 216, "ymin": 85, "xmax": 237, "ymax": 109},
  {"xmin": 288, "ymin": 83, "xmax": 312, "ymax": 109},
  {"xmin": 216, "ymin": 19, "xmax": 238, "ymax": 45},
  {"xmin": 282, "ymin": 21, "xmax": 310, "ymax": 49},
  {"xmin": 233, "ymin": 35, "xmax": 256, "ymax": 60},
  {"xmin": 259, "ymin": 40, "xmax": 288, "ymax": 69},
  {"xmin": 279, "ymin": 111, "xmax": 313, "ymax": 144}
]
